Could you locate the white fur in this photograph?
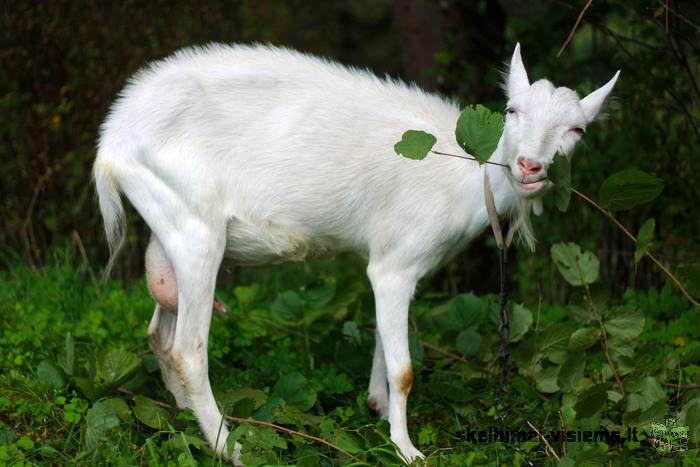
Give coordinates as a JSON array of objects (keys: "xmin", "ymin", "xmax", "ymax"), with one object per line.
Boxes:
[{"xmin": 94, "ymin": 43, "xmax": 618, "ymax": 463}]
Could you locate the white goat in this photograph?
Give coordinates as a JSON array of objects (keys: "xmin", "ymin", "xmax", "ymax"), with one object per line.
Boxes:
[{"xmin": 94, "ymin": 43, "xmax": 618, "ymax": 463}]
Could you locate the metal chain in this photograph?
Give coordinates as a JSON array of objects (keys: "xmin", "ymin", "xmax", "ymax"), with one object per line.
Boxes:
[
  {"xmin": 484, "ymin": 170, "xmax": 537, "ymax": 465},
  {"xmin": 494, "ymin": 244, "xmax": 511, "ymax": 424},
  {"xmin": 493, "ymin": 239, "xmax": 537, "ymax": 467}
]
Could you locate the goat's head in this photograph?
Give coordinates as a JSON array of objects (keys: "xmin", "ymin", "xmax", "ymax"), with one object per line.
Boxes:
[{"xmin": 501, "ymin": 43, "xmax": 619, "ymax": 199}]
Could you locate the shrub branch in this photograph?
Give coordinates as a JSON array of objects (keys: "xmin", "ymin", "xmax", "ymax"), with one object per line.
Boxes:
[
  {"xmin": 572, "ymin": 257, "xmax": 625, "ymax": 397},
  {"xmin": 571, "ymin": 187, "xmax": 699, "ymax": 308},
  {"xmin": 116, "ymin": 387, "xmax": 362, "ymax": 463}
]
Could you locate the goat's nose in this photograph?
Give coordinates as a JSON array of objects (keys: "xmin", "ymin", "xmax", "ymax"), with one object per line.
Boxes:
[{"xmin": 517, "ymin": 156, "xmax": 542, "ymax": 176}]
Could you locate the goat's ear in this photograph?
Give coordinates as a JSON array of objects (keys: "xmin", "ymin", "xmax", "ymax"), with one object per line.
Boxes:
[
  {"xmin": 507, "ymin": 43, "xmax": 530, "ymax": 98},
  {"xmin": 580, "ymin": 70, "xmax": 620, "ymax": 122}
]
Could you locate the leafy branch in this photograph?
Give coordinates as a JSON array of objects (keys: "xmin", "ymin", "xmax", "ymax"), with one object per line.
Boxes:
[
  {"xmin": 572, "ymin": 255, "xmax": 625, "ymax": 397},
  {"xmin": 570, "ymin": 187, "xmax": 699, "ymax": 308},
  {"xmin": 115, "ymin": 387, "xmax": 363, "ymax": 463},
  {"xmin": 395, "ymin": 104, "xmax": 698, "ymax": 308}
]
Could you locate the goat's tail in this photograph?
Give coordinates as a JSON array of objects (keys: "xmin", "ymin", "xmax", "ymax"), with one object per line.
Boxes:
[{"xmin": 93, "ymin": 151, "xmax": 126, "ymax": 279}]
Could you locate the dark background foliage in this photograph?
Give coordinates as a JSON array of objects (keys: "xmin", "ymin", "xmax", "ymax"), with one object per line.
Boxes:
[{"xmin": 2, "ymin": 0, "xmax": 698, "ymax": 303}]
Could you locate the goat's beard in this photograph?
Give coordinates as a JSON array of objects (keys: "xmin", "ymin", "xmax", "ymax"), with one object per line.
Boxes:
[{"xmin": 510, "ymin": 197, "xmax": 536, "ymax": 252}]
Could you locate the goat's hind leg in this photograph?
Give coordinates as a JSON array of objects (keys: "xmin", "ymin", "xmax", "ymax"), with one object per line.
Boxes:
[
  {"xmin": 367, "ymin": 333, "xmax": 389, "ymax": 419},
  {"xmin": 147, "ymin": 304, "xmax": 192, "ymax": 409},
  {"xmin": 146, "ymin": 235, "xmax": 191, "ymax": 408},
  {"xmin": 159, "ymin": 227, "xmax": 238, "ymax": 461}
]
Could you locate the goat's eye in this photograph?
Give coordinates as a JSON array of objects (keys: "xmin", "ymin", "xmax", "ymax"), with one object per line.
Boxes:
[
  {"xmin": 506, "ymin": 107, "xmax": 516, "ymax": 115},
  {"xmin": 570, "ymin": 127, "xmax": 585, "ymax": 136}
]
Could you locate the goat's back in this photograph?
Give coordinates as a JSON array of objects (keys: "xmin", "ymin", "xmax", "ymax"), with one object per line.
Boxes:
[{"xmin": 96, "ymin": 44, "xmax": 476, "ymax": 267}]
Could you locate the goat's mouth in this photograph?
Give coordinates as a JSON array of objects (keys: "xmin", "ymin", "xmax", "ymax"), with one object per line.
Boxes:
[
  {"xmin": 512, "ymin": 175, "xmax": 550, "ymax": 196},
  {"xmin": 519, "ymin": 179, "xmax": 546, "ymax": 190}
]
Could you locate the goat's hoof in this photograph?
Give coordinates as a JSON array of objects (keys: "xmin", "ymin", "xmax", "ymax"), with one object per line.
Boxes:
[
  {"xmin": 395, "ymin": 441, "xmax": 425, "ymax": 465},
  {"xmin": 366, "ymin": 395, "xmax": 389, "ymax": 419}
]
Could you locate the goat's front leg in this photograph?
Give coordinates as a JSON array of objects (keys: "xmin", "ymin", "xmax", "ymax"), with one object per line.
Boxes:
[{"xmin": 367, "ymin": 263, "xmax": 424, "ymax": 463}]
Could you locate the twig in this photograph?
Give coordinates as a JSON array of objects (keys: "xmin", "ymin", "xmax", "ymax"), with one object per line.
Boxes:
[
  {"xmin": 242, "ymin": 315, "xmax": 320, "ymax": 343},
  {"xmin": 360, "ymin": 325, "xmax": 496, "ymax": 375},
  {"xmin": 655, "ymin": 0, "xmax": 700, "ymax": 31},
  {"xmin": 558, "ymin": 411, "xmax": 567, "ymax": 457},
  {"xmin": 593, "ymin": 22, "xmax": 699, "ymax": 140},
  {"xmin": 116, "ymin": 387, "xmax": 362, "ymax": 463},
  {"xmin": 431, "ymin": 150, "xmax": 510, "ymax": 169},
  {"xmin": 117, "ymin": 387, "xmax": 185, "ymax": 412},
  {"xmin": 419, "ymin": 340, "xmax": 468, "ymax": 365},
  {"xmin": 70, "ymin": 230, "xmax": 102, "ymax": 299},
  {"xmin": 557, "ymin": 0, "xmax": 594, "ymax": 58},
  {"xmin": 571, "ymin": 187, "xmax": 699, "ymax": 308},
  {"xmin": 224, "ymin": 415, "xmax": 361, "ymax": 463},
  {"xmin": 526, "ymin": 421, "xmax": 560, "ymax": 461},
  {"xmin": 22, "ymin": 170, "xmax": 52, "ymax": 272},
  {"xmin": 409, "ymin": 313, "xmax": 419, "ymax": 333},
  {"xmin": 661, "ymin": 383, "xmax": 700, "ymax": 390},
  {"xmin": 573, "ymin": 256, "xmax": 625, "ymax": 397},
  {"xmin": 530, "ymin": 284, "xmax": 543, "ymax": 389}
]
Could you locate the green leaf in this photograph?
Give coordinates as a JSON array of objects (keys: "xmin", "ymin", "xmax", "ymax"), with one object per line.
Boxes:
[
  {"xmin": 332, "ymin": 430, "xmax": 362, "ymax": 454},
  {"xmin": 60, "ymin": 332, "xmax": 76, "ymax": 376},
  {"xmin": 37, "ymin": 360, "xmax": 66, "ymax": 390},
  {"xmin": 455, "ymin": 104, "xmax": 504, "ymax": 163},
  {"xmin": 456, "ymin": 329, "xmax": 481, "ymax": 357},
  {"xmin": 302, "ymin": 278, "xmax": 336, "ymax": 308},
  {"xmin": 534, "ymin": 365, "xmax": 561, "ymax": 393},
  {"xmin": 341, "ymin": 321, "xmax": 362, "ymax": 346},
  {"xmin": 681, "ymin": 398, "xmax": 700, "ymax": 444},
  {"xmin": 548, "ymin": 153, "xmax": 571, "ymax": 212},
  {"xmin": 249, "ymin": 425, "xmax": 288, "ymax": 450},
  {"xmin": 271, "ymin": 291, "xmax": 302, "ymax": 323},
  {"xmin": 408, "ymin": 332, "xmax": 424, "ymax": 365},
  {"xmin": 551, "ymin": 242, "xmax": 600, "ymax": 286},
  {"xmin": 623, "ymin": 399, "xmax": 667, "ymax": 426},
  {"xmin": 84, "ymin": 400, "xmax": 120, "ymax": 451},
  {"xmin": 539, "ymin": 322, "xmax": 577, "ymax": 364},
  {"xmin": 676, "ymin": 264, "xmax": 700, "ymax": 300},
  {"xmin": 273, "ymin": 373, "xmax": 316, "ymax": 411},
  {"xmin": 101, "ymin": 397, "xmax": 131, "ymax": 422},
  {"xmin": 394, "ymin": 130, "xmax": 436, "ymax": 160},
  {"xmin": 234, "ymin": 284, "xmax": 266, "ymax": 308},
  {"xmin": 95, "ymin": 348, "xmax": 142, "ymax": 389},
  {"xmin": 132, "ymin": 395, "xmax": 171, "ymax": 430},
  {"xmin": 72, "ymin": 376, "xmax": 97, "ymax": 402},
  {"xmin": 219, "ymin": 388, "xmax": 268, "ymax": 413},
  {"xmin": 604, "ymin": 306, "xmax": 645, "ymax": 339},
  {"xmin": 448, "ymin": 292, "xmax": 484, "ymax": 330},
  {"xmin": 16, "ymin": 436, "xmax": 34, "ymax": 451},
  {"xmin": 575, "ymin": 383, "xmax": 609, "ymax": 419},
  {"xmin": 509, "ymin": 303, "xmax": 533, "ymax": 343},
  {"xmin": 164, "ymin": 433, "xmax": 209, "ymax": 453},
  {"xmin": 568, "ymin": 327, "xmax": 600, "ymax": 351},
  {"xmin": 575, "ymin": 447, "xmax": 609, "ymax": 465},
  {"xmin": 252, "ymin": 396, "xmax": 285, "ymax": 422},
  {"xmin": 558, "ymin": 356, "xmax": 584, "ymax": 393},
  {"xmin": 598, "ymin": 169, "xmax": 664, "ymax": 211},
  {"xmin": 634, "ymin": 218, "xmax": 655, "ymax": 267}
]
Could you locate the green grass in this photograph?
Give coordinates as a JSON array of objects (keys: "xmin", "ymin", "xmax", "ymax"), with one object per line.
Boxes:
[{"xmin": 0, "ymin": 246, "xmax": 698, "ymax": 465}]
